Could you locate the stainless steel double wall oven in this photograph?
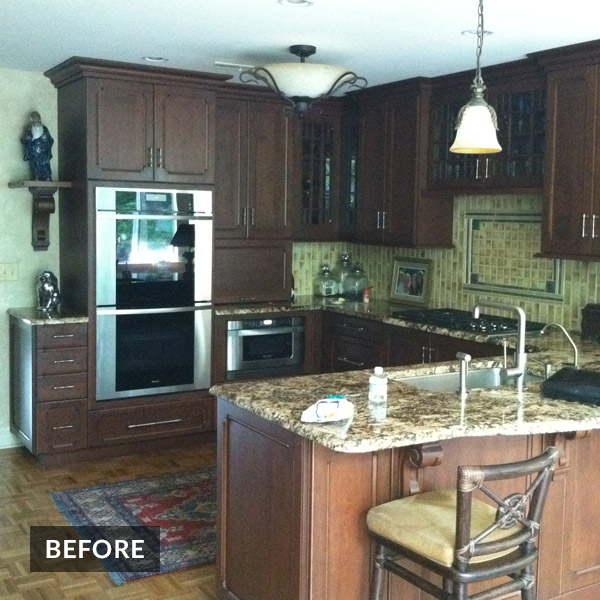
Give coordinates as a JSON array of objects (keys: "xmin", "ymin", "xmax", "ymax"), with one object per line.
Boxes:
[{"xmin": 95, "ymin": 186, "xmax": 212, "ymax": 400}]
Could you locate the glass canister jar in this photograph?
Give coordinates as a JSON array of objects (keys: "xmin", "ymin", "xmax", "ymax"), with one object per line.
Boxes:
[
  {"xmin": 334, "ymin": 252, "xmax": 352, "ymax": 297},
  {"xmin": 345, "ymin": 264, "xmax": 368, "ymax": 301},
  {"xmin": 313, "ymin": 264, "xmax": 339, "ymax": 297}
]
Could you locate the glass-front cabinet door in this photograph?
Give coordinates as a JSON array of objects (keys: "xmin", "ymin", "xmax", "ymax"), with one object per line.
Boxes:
[{"xmin": 291, "ymin": 103, "xmax": 342, "ymax": 240}]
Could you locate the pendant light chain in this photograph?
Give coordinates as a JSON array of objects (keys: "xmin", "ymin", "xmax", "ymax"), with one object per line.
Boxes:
[{"xmin": 474, "ymin": 0, "xmax": 485, "ymax": 89}]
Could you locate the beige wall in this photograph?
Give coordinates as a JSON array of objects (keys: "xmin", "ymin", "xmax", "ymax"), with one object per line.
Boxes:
[{"xmin": 0, "ymin": 69, "xmax": 58, "ymax": 447}]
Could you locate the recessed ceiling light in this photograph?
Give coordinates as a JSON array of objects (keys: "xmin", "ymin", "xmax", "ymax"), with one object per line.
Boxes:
[
  {"xmin": 278, "ymin": 0, "xmax": 313, "ymax": 7},
  {"xmin": 143, "ymin": 56, "xmax": 169, "ymax": 63}
]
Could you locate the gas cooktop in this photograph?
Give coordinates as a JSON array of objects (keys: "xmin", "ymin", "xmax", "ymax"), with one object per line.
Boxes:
[{"xmin": 390, "ymin": 308, "xmax": 546, "ymax": 336}]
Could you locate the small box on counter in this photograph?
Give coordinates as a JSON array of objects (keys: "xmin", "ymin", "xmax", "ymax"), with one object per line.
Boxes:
[{"xmin": 581, "ymin": 304, "xmax": 600, "ymax": 341}]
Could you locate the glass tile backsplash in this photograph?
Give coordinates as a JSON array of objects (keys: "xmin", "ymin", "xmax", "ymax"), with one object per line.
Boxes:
[{"xmin": 292, "ymin": 194, "xmax": 599, "ymax": 331}]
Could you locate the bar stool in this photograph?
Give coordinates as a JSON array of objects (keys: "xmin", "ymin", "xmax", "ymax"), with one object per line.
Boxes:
[{"xmin": 367, "ymin": 446, "xmax": 558, "ymax": 600}]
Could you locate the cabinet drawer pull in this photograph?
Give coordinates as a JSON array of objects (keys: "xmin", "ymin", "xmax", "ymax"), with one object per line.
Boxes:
[
  {"xmin": 582, "ymin": 213, "xmax": 588, "ymax": 238},
  {"xmin": 250, "ymin": 207, "xmax": 256, "ymax": 226},
  {"xmin": 381, "ymin": 210, "xmax": 386, "ymax": 230},
  {"xmin": 52, "ymin": 424, "xmax": 74, "ymax": 430},
  {"xmin": 376, "ymin": 210, "xmax": 381, "ymax": 230},
  {"xmin": 127, "ymin": 418, "xmax": 183, "ymax": 429},
  {"xmin": 339, "ymin": 323, "xmax": 365, "ymax": 333},
  {"xmin": 157, "ymin": 147, "xmax": 163, "ymax": 168},
  {"xmin": 53, "ymin": 334, "xmax": 74, "ymax": 339},
  {"xmin": 238, "ymin": 296, "xmax": 257, "ymax": 302},
  {"xmin": 53, "ymin": 359, "xmax": 75, "ymax": 364},
  {"xmin": 593, "ymin": 214, "xmax": 598, "ymax": 239},
  {"xmin": 148, "ymin": 147, "xmax": 154, "ymax": 168},
  {"xmin": 52, "ymin": 385, "xmax": 75, "ymax": 390},
  {"xmin": 338, "ymin": 356, "xmax": 365, "ymax": 367}
]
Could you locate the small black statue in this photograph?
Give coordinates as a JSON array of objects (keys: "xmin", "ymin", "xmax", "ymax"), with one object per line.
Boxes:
[
  {"xmin": 37, "ymin": 270, "xmax": 61, "ymax": 315},
  {"xmin": 21, "ymin": 111, "xmax": 54, "ymax": 181}
]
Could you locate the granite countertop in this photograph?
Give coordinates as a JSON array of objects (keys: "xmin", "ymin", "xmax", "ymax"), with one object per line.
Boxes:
[
  {"xmin": 215, "ymin": 296, "xmax": 543, "ymax": 347},
  {"xmin": 211, "ymin": 337, "xmax": 600, "ymax": 454},
  {"xmin": 7, "ymin": 307, "xmax": 89, "ymax": 325}
]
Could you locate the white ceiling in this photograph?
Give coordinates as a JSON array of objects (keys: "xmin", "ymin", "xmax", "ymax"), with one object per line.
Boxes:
[{"xmin": 2, "ymin": 0, "xmax": 600, "ymax": 88}]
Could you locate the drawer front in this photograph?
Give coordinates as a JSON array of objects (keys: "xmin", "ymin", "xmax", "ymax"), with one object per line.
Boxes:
[
  {"xmin": 37, "ymin": 347, "xmax": 88, "ymax": 376},
  {"xmin": 36, "ymin": 324, "xmax": 88, "ymax": 350},
  {"xmin": 329, "ymin": 335, "xmax": 383, "ymax": 372},
  {"xmin": 36, "ymin": 372, "xmax": 88, "ymax": 402},
  {"xmin": 330, "ymin": 314, "xmax": 382, "ymax": 343},
  {"xmin": 88, "ymin": 398, "xmax": 215, "ymax": 447},
  {"xmin": 36, "ymin": 399, "xmax": 88, "ymax": 454}
]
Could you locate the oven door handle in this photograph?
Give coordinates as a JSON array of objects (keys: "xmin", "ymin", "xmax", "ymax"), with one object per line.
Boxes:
[
  {"xmin": 97, "ymin": 305, "xmax": 209, "ymax": 316},
  {"xmin": 231, "ymin": 326, "xmax": 304, "ymax": 337}
]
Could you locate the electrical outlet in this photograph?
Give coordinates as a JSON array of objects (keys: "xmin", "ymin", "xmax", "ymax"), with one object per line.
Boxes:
[{"xmin": 0, "ymin": 262, "xmax": 18, "ymax": 281}]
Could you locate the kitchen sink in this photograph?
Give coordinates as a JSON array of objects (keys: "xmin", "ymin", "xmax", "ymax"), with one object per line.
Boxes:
[{"xmin": 396, "ymin": 367, "xmax": 542, "ymax": 393}]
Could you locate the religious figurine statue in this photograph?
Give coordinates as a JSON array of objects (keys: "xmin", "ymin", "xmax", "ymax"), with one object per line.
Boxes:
[
  {"xmin": 21, "ymin": 111, "xmax": 54, "ymax": 181},
  {"xmin": 37, "ymin": 270, "xmax": 61, "ymax": 315}
]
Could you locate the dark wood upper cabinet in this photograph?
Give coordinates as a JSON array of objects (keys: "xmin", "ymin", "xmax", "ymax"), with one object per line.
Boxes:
[
  {"xmin": 532, "ymin": 41, "xmax": 600, "ymax": 260},
  {"xmin": 45, "ymin": 57, "xmax": 228, "ymax": 184},
  {"xmin": 214, "ymin": 91, "xmax": 291, "ymax": 239},
  {"xmin": 349, "ymin": 79, "xmax": 454, "ymax": 248},
  {"xmin": 289, "ymin": 102, "xmax": 343, "ymax": 240},
  {"xmin": 427, "ymin": 59, "xmax": 545, "ymax": 193}
]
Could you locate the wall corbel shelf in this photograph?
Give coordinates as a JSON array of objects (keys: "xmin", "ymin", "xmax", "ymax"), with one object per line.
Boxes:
[{"xmin": 8, "ymin": 180, "xmax": 72, "ymax": 251}]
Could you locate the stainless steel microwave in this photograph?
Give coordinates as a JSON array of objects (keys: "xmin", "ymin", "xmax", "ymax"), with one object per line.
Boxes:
[{"xmin": 226, "ymin": 317, "xmax": 304, "ymax": 380}]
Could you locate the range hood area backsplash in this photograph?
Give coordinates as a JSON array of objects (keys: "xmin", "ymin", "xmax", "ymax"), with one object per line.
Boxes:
[{"xmin": 292, "ymin": 194, "xmax": 600, "ymax": 332}]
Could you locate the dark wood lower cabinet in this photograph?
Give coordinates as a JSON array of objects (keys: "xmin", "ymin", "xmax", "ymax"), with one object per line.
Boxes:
[
  {"xmin": 88, "ymin": 396, "xmax": 214, "ymax": 446},
  {"xmin": 321, "ymin": 313, "xmax": 386, "ymax": 372},
  {"xmin": 218, "ymin": 399, "xmax": 600, "ymax": 600},
  {"xmin": 387, "ymin": 325, "xmax": 501, "ymax": 366}
]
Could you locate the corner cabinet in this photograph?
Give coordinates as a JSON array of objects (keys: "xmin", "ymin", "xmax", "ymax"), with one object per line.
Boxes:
[
  {"xmin": 290, "ymin": 102, "xmax": 344, "ymax": 240},
  {"xmin": 214, "ymin": 92, "xmax": 291, "ymax": 239},
  {"xmin": 533, "ymin": 42, "xmax": 600, "ymax": 260},
  {"xmin": 351, "ymin": 79, "xmax": 454, "ymax": 248},
  {"xmin": 45, "ymin": 57, "xmax": 230, "ymax": 184}
]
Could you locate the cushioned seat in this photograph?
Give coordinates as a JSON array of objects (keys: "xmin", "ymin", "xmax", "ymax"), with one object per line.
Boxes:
[
  {"xmin": 367, "ymin": 489, "xmax": 524, "ymax": 567},
  {"xmin": 367, "ymin": 447, "xmax": 559, "ymax": 600}
]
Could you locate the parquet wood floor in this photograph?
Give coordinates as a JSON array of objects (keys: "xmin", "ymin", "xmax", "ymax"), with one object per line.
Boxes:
[{"xmin": 0, "ymin": 443, "xmax": 219, "ymax": 600}]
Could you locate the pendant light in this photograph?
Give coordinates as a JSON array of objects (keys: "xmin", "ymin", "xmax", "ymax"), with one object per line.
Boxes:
[
  {"xmin": 240, "ymin": 45, "xmax": 367, "ymax": 116},
  {"xmin": 450, "ymin": 0, "xmax": 501, "ymax": 154}
]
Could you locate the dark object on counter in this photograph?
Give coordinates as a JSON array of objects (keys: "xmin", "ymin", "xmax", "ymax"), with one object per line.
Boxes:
[
  {"xmin": 581, "ymin": 304, "xmax": 600, "ymax": 341},
  {"xmin": 36, "ymin": 270, "xmax": 60, "ymax": 315},
  {"xmin": 541, "ymin": 367, "xmax": 600, "ymax": 405}
]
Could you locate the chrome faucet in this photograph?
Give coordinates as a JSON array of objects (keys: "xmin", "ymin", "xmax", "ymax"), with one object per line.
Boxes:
[
  {"xmin": 540, "ymin": 323, "xmax": 579, "ymax": 369},
  {"xmin": 473, "ymin": 301, "xmax": 527, "ymax": 393},
  {"xmin": 456, "ymin": 352, "xmax": 471, "ymax": 401}
]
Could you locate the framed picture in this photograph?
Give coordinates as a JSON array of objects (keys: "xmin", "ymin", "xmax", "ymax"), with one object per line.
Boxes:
[{"xmin": 390, "ymin": 257, "xmax": 432, "ymax": 306}]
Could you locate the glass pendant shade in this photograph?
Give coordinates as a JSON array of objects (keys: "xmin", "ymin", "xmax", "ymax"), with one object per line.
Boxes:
[
  {"xmin": 449, "ymin": 0, "xmax": 501, "ymax": 154},
  {"xmin": 450, "ymin": 100, "xmax": 502, "ymax": 154},
  {"xmin": 240, "ymin": 45, "xmax": 366, "ymax": 115}
]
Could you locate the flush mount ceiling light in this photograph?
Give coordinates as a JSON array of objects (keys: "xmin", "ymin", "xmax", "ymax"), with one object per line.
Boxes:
[
  {"xmin": 450, "ymin": 0, "xmax": 501, "ymax": 154},
  {"xmin": 240, "ymin": 44, "xmax": 367, "ymax": 116},
  {"xmin": 278, "ymin": 0, "xmax": 313, "ymax": 6},
  {"xmin": 143, "ymin": 56, "xmax": 168, "ymax": 63}
]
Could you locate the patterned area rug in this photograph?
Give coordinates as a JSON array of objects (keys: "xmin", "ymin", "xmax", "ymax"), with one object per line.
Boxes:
[{"xmin": 50, "ymin": 468, "xmax": 216, "ymax": 584}]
